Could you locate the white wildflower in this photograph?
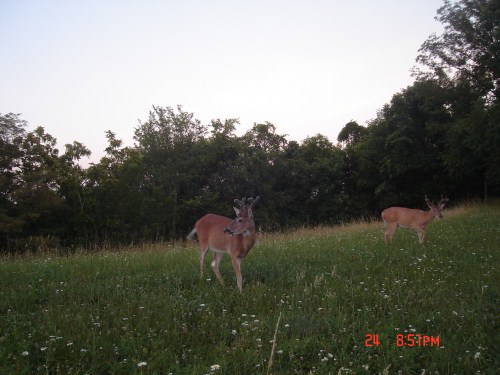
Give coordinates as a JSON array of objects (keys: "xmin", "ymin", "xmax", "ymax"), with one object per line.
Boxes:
[
  {"xmin": 210, "ymin": 364, "xmax": 221, "ymax": 371},
  {"xmin": 137, "ymin": 361, "xmax": 147, "ymax": 367}
]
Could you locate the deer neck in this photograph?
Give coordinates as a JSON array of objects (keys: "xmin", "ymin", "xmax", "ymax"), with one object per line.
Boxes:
[
  {"xmin": 240, "ymin": 223, "xmax": 256, "ymax": 255},
  {"xmin": 421, "ymin": 210, "xmax": 436, "ymax": 226}
]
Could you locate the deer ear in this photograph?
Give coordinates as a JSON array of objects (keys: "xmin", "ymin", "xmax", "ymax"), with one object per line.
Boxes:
[
  {"xmin": 234, "ymin": 207, "xmax": 240, "ymax": 216},
  {"xmin": 247, "ymin": 207, "xmax": 253, "ymax": 218}
]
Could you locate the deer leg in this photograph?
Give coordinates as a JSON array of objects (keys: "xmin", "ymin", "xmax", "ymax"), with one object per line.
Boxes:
[
  {"xmin": 417, "ymin": 229, "xmax": 425, "ymax": 244},
  {"xmin": 199, "ymin": 244, "xmax": 209, "ymax": 279},
  {"xmin": 384, "ymin": 224, "xmax": 396, "ymax": 244},
  {"xmin": 211, "ymin": 252, "xmax": 225, "ymax": 285},
  {"xmin": 231, "ymin": 255, "xmax": 243, "ymax": 293}
]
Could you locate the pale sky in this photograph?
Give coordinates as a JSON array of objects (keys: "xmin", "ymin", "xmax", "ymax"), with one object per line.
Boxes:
[{"xmin": 1, "ymin": 0, "xmax": 445, "ymax": 164}]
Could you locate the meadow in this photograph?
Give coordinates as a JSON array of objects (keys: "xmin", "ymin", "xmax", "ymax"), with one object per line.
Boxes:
[{"xmin": 1, "ymin": 202, "xmax": 498, "ymax": 374}]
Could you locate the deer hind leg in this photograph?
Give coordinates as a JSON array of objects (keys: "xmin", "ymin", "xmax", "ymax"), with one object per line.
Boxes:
[
  {"xmin": 231, "ymin": 255, "xmax": 243, "ymax": 293},
  {"xmin": 211, "ymin": 252, "xmax": 225, "ymax": 285},
  {"xmin": 199, "ymin": 244, "xmax": 209, "ymax": 279}
]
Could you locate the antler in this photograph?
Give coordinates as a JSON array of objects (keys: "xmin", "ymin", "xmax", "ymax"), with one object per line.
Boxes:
[
  {"xmin": 439, "ymin": 194, "xmax": 449, "ymax": 207},
  {"xmin": 425, "ymin": 195, "xmax": 435, "ymax": 208},
  {"xmin": 247, "ymin": 196, "xmax": 260, "ymax": 209},
  {"xmin": 234, "ymin": 197, "xmax": 247, "ymax": 208},
  {"xmin": 425, "ymin": 194, "xmax": 449, "ymax": 209},
  {"xmin": 233, "ymin": 196, "xmax": 260, "ymax": 217}
]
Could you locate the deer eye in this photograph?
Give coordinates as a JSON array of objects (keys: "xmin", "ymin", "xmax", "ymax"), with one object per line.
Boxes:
[{"xmin": 237, "ymin": 218, "xmax": 243, "ymax": 223}]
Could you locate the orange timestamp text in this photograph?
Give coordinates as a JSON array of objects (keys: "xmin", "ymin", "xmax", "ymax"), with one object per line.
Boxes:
[{"xmin": 365, "ymin": 333, "xmax": 441, "ymax": 347}]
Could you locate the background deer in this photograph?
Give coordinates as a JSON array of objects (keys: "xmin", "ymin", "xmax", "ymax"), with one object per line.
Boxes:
[
  {"xmin": 381, "ymin": 195, "xmax": 449, "ymax": 244},
  {"xmin": 187, "ymin": 196, "xmax": 260, "ymax": 292}
]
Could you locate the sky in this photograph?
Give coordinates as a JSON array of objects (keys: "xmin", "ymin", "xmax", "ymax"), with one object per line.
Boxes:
[{"xmin": 1, "ymin": 0, "xmax": 446, "ymax": 164}]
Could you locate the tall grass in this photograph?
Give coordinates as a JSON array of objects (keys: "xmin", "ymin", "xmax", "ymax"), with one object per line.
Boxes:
[{"xmin": 1, "ymin": 203, "xmax": 498, "ymax": 374}]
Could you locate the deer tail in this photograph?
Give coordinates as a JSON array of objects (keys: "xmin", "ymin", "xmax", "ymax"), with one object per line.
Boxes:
[{"xmin": 187, "ymin": 228, "xmax": 197, "ymax": 240}]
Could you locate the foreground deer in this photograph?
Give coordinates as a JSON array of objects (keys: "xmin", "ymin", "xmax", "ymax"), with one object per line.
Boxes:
[
  {"xmin": 187, "ymin": 197, "xmax": 260, "ymax": 292},
  {"xmin": 382, "ymin": 195, "xmax": 449, "ymax": 244}
]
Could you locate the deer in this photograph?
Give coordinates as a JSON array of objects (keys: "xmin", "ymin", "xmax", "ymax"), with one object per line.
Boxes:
[
  {"xmin": 187, "ymin": 196, "xmax": 260, "ymax": 292},
  {"xmin": 381, "ymin": 195, "xmax": 449, "ymax": 244}
]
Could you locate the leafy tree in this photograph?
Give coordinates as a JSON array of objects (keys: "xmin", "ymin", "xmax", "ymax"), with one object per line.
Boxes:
[
  {"xmin": 197, "ymin": 118, "xmax": 244, "ymax": 214},
  {"xmin": 377, "ymin": 81, "xmax": 452, "ymax": 206},
  {"xmin": 340, "ymin": 80, "xmax": 453, "ymax": 214},
  {"xmin": 415, "ymin": 0, "xmax": 500, "ymax": 198},
  {"xmin": 56, "ymin": 141, "xmax": 91, "ymax": 244},
  {"xmin": 416, "ymin": 0, "xmax": 500, "ymax": 102},
  {"xmin": 134, "ymin": 106, "xmax": 208, "ymax": 238},
  {"xmin": 337, "ymin": 121, "xmax": 367, "ymax": 148},
  {"xmin": 0, "ymin": 114, "xmax": 92, "ymax": 250},
  {"xmin": 297, "ymin": 135, "xmax": 345, "ymax": 224},
  {"xmin": 85, "ymin": 131, "xmax": 147, "ymax": 245},
  {"xmin": 0, "ymin": 113, "xmax": 27, "ymax": 243},
  {"xmin": 239, "ymin": 123, "xmax": 289, "ymax": 228},
  {"xmin": 243, "ymin": 122, "xmax": 288, "ymax": 156},
  {"xmin": 11, "ymin": 127, "xmax": 65, "ymax": 239},
  {"xmin": 340, "ymin": 119, "xmax": 387, "ymax": 217}
]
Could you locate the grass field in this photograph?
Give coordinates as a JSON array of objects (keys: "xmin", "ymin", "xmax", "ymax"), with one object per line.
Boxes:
[{"xmin": 1, "ymin": 202, "xmax": 498, "ymax": 374}]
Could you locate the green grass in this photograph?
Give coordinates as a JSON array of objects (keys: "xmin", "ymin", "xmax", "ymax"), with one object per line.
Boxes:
[{"xmin": 1, "ymin": 203, "xmax": 499, "ymax": 374}]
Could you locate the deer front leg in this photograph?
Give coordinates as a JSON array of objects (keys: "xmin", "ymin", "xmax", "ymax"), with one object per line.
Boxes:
[
  {"xmin": 231, "ymin": 255, "xmax": 243, "ymax": 293},
  {"xmin": 417, "ymin": 224, "xmax": 426, "ymax": 244},
  {"xmin": 417, "ymin": 229, "xmax": 426, "ymax": 244},
  {"xmin": 384, "ymin": 224, "xmax": 396, "ymax": 244},
  {"xmin": 211, "ymin": 252, "xmax": 225, "ymax": 285}
]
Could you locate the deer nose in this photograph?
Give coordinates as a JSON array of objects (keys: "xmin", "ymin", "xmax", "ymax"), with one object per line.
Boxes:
[{"xmin": 224, "ymin": 227, "xmax": 233, "ymax": 235}]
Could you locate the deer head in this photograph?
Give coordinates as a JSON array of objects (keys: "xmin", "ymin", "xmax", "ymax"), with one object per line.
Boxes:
[{"xmin": 425, "ymin": 194, "xmax": 449, "ymax": 218}]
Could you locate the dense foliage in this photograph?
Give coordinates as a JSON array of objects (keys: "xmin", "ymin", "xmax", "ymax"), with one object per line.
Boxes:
[{"xmin": 1, "ymin": 0, "xmax": 499, "ymax": 251}]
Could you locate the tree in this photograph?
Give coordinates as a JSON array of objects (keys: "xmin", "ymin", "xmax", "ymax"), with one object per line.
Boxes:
[
  {"xmin": 297, "ymin": 135, "xmax": 345, "ymax": 224},
  {"xmin": 199, "ymin": 118, "xmax": 244, "ymax": 213},
  {"xmin": 380, "ymin": 81, "xmax": 452, "ymax": 206},
  {"xmin": 0, "ymin": 113, "xmax": 27, "ymax": 243},
  {"xmin": 134, "ymin": 105, "xmax": 208, "ymax": 238},
  {"xmin": 415, "ymin": 0, "xmax": 500, "ymax": 198},
  {"xmin": 56, "ymin": 141, "xmax": 91, "ymax": 244},
  {"xmin": 85, "ymin": 131, "xmax": 147, "ymax": 245},
  {"xmin": 337, "ymin": 121, "xmax": 367, "ymax": 148},
  {"xmin": 0, "ymin": 114, "xmax": 92, "ymax": 250},
  {"xmin": 416, "ymin": 0, "xmax": 500, "ymax": 103}
]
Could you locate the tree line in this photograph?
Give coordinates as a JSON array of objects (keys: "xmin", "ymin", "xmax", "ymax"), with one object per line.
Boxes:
[{"xmin": 1, "ymin": 0, "xmax": 499, "ymax": 252}]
